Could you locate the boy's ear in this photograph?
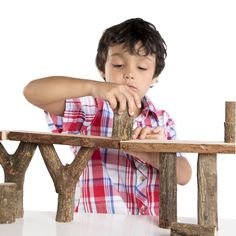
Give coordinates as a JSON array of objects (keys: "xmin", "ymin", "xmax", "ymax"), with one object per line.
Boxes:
[
  {"xmin": 150, "ymin": 77, "xmax": 158, "ymax": 88},
  {"xmin": 153, "ymin": 77, "xmax": 158, "ymax": 83}
]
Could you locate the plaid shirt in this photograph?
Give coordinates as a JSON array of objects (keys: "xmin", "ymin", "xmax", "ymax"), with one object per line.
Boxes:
[{"xmin": 46, "ymin": 96, "xmax": 177, "ymax": 215}]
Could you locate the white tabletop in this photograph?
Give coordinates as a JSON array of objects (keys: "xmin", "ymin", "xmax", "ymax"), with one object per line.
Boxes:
[{"xmin": 0, "ymin": 211, "xmax": 235, "ymax": 236}]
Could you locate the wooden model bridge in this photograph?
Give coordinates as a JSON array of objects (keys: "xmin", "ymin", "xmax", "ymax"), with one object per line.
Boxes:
[{"xmin": 0, "ymin": 101, "xmax": 235, "ymax": 235}]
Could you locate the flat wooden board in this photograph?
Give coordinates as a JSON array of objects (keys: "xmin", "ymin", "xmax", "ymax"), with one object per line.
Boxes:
[
  {"xmin": 4, "ymin": 130, "xmax": 120, "ymax": 149},
  {"xmin": 121, "ymin": 139, "xmax": 235, "ymax": 154},
  {"xmin": 0, "ymin": 130, "xmax": 235, "ymax": 154}
]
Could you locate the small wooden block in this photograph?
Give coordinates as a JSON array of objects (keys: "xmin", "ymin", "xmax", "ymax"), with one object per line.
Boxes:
[
  {"xmin": 112, "ymin": 109, "xmax": 133, "ymax": 140},
  {"xmin": 171, "ymin": 222, "xmax": 216, "ymax": 236},
  {"xmin": 0, "ymin": 183, "xmax": 17, "ymax": 224}
]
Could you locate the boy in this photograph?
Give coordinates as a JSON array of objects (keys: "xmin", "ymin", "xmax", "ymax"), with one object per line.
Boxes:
[{"xmin": 24, "ymin": 18, "xmax": 191, "ymax": 215}]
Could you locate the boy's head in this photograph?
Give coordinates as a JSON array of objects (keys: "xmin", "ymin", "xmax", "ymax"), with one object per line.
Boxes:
[{"xmin": 96, "ymin": 18, "xmax": 167, "ymax": 80}]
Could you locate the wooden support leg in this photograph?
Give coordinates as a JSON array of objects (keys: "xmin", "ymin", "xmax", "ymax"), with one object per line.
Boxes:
[
  {"xmin": 170, "ymin": 222, "xmax": 216, "ymax": 236},
  {"xmin": 224, "ymin": 101, "xmax": 235, "ymax": 143},
  {"xmin": 0, "ymin": 183, "xmax": 17, "ymax": 224},
  {"xmin": 0, "ymin": 142, "xmax": 37, "ymax": 218},
  {"xmin": 197, "ymin": 153, "xmax": 218, "ymax": 229},
  {"xmin": 39, "ymin": 144, "xmax": 94, "ymax": 222},
  {"xmin": 159, "ymin": 152, "xmax": 177, "ymax": 229}
]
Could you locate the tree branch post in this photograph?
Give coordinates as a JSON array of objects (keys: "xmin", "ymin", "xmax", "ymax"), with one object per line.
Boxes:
[
  {"xmin": 224, "ymin": 101, "xmax": 235, "ymax": 143},
  {"xmin": 0, "ymin": 183, "xmax": 17, "ymax": 224},
  {"xmin": 39, "ymin": 144, "xmax": 94, "ymax": 222},
  {"xmin": 159, "ymin": 152, "xmax": 177, "ymax": 228},
  {"xmin": 197, "ymin": 153, "xmax": 218, "ymax": 229},
  {"xmin": 0, "ymin": 142, "xmax": 37, "ymax": 218}
]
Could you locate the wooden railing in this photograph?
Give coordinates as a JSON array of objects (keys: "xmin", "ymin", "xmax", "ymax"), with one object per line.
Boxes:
[{"xmin": 0, "ymin": 102, "xmax": 235, "ymax": 234}]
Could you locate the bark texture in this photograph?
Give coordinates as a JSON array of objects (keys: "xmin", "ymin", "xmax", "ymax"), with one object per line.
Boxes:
[
  {"xmin": 39, "ymin": 144, "xmax": 94, "ymax": 222},
  {"xmin": 224, "ymin": 101, "xmax": 235, "ymax": 143},
  {"xmin": 112, "ymin": 109, "xmax": 133, "ymax": 140},
  {"xmin": 171, "ymin": 222, "xmax": 216, "ymax": 236},
  {"xmin": 0, "ymin": 183, "xmax": 17, "ymax": 224},
  {"xmin": 197, "ymin": 153, "xmax": 218, "ymax": 229},
  {"xmin": 0, "ymin": 142, "xmax": 37, "ymax": 218},
  {"xmin": 159, "ymin": 152, "xmax": 177, "ymax": 229}
]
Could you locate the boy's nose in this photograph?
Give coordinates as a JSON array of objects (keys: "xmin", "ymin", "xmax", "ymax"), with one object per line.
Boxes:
[{"xmin": 123, "ymin": 73, "xmax": 134, "ymax": 80}]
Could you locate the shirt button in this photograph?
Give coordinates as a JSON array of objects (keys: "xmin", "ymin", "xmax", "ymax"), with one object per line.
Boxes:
[
  {"xmin": 140, "ymin": 175, "xmax": 146, "ymax": 182},
  {"xmin": 140, "ymin": 205, "xmax": 147, "ymax": 215}
]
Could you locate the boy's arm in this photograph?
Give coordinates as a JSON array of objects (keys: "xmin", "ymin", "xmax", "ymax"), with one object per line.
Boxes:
[{"xmin": 23, "ymin": 76, "xmax": 141, "ymax": 116}]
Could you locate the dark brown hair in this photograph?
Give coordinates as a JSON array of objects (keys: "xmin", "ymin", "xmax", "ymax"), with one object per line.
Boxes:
[{"xmin": 95, "ymin": 18, "xmax": 167, "ymax": 78}]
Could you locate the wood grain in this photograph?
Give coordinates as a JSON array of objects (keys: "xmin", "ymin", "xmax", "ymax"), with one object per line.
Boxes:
[{"xmin": 121, "ymin": 139, "xmax": 235, "ymax": 154}]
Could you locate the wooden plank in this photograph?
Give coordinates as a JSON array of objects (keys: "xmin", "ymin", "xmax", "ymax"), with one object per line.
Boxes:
[
  {"xmin": 171, "ymin": 222, "xmax": 216, "ymax": 236},
  {"xmin": 6, "ymin": 131, "xmax": 120, "ymax": 149},
  {"xmin": 159, "ymin": 152, "xmax": 177, "ymax": 229},
  {"xmin": 197, "ymin": 153, "xmax": 218, "ymax": 229},
  {"xmin": 1, "ymin": 130, "xmax": 235, "ymax": 154},
  {"xmin": 0, "ymin": 130, "xmax": 8, "ymax": 141},
  {"xmin": 121, "ymin": 140, "xmax": 235, "ymax": 154}
]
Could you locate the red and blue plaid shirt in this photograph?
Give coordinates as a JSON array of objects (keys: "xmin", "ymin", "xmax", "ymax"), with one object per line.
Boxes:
[{"xmin": 46, "ymin": 96, "xmax": 177, "ymax": 215}]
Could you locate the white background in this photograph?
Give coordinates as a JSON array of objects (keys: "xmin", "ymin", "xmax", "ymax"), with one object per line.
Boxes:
[{"xmin": 0, "ymin": 0, "xmax": 235, "ymax": 219}]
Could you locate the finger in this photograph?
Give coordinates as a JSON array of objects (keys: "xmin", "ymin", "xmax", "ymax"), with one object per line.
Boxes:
[
  {"xmin": 153, "ymin": 126, "xmax": 165, "ymax": 135},
  {"xmin": 132, "ymin": 127, "xmax": 142, "ymax": 139},
  {"xmin": 108, "ymin": 97, "xmax": 118, "ymax": 110},
  {"xmin": 132, "ymin": 91, "xmax": 141, "ymax": 109},
  {"xmin": 126, "ymin": 95, "xmax": 136, "ymax": 116},
  {"xmin": 116, "ymin": 95, "xmax": 127, "ymax": 115},
  {"xmin": 138, "ymin": 126, "xmax": 151, "ymax": 139},
  {"xmin": 122, "ymin": 88, "xmax": 138, "ymax": 116},
  {"xmin": 146, "ymin": 133, "xmax": 164, "ymax": 140}
]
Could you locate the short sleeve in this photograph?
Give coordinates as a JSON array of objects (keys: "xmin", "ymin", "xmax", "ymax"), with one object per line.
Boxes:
[{"xmin": 45, "ymin": 96, "xmax": 98, "ymax": 134}]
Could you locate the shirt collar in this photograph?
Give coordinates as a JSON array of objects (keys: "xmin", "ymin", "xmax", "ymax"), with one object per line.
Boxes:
[{"xmin": 136, "ymin": 96, "xmax": 159, "ymax": 121}]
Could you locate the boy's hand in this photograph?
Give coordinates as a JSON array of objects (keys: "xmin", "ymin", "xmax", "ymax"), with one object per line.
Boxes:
[
  {"xmin": 132, "ymin": 126, "xmax": 167, "ymax": 140},
  {"xmin": 92, "ymin": 82, "xmax": 141, "ymax": 116},
  {"xmin": 126, "ymin": 126, "xmax": 166, "ymax": 167}
]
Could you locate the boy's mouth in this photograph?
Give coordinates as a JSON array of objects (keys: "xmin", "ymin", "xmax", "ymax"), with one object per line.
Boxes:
[{"xmin": 128, "ymin": 85, "xmax": 138, "ymax": 91}]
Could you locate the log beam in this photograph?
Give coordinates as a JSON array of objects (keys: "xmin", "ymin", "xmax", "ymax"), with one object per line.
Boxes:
[{"xmin": 171, "ymin": 222, "xmax": 216, "ymax": 236}]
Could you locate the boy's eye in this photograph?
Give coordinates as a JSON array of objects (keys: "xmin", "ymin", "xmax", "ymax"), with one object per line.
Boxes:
[
  {"xmin": 138, "ymin": 66, "xmax": 147, "ymax": 70},
  {"xmin": 112, "ymin": 64, "xmax": 123, "ymax": 68}
]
